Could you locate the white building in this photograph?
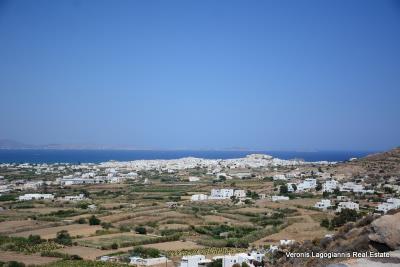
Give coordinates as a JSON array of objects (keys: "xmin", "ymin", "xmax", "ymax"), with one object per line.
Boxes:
[
  {"xmin": 126, "ymin": 172, "xmax": 139, "ymax": 179},
  {"xmin": 314, "ymin": 199, "xmax": 331, "ymax": 210},
  {"xmin": 20, "ymin": 181, "xmax": 44, "ymax": 190},
  {"xmin": 189, "ymin": 176, "xmax": 200, "ymax": 182},
  {"xmin": 336, "ymin": 201, "xmax": 359, "ymax": 212},
  {"xmin": 60, "ymin": 177, "xmax": 95, "ymax": 186},
  {"xmin": 231, "ymin": 172, "xmax": 252, "ymax": 179},
  {"xmin": 129, "ymin": 256, "xmax": 168, "ymax": 266},
  {"xmin": 323, "ymin": 180, "xmax": 338, "ymax": 193},
  {"xmin": 297, "ymin": 178, "xmax": 317, "ymax": 191},
  {"xmin": 210, "ymin": 189, "xmax": 234, "ymax": 200},
  {"xmin": 18, "ymin": 194, "xmax": 54, "ymax": 201},
  {"xmin": 273, "ymin": 174, "xmax": 287, "ymax": 181},
  {"xmin": 287, "ymin": 183, "xmax": 296, "ymax": 192},
  {"xmin": 280, "ymin": 239, "xmax": 295, "ymax": 246},
  {"xmin": 63, "ymin": 194, "xmax": 86, "ymax": 201},
  {"xmin": 340, "ymin": 182, "xmax": 364, "ymax": 193},
  {"xmin": 179, "ymin": 255, "xmax": 207, "ymax": 267},
  {"xmin": 216, "ymin": 252, "xmax": 264, "ymax": 267},
  {"xmin": 234, "ymin": 190, "xmax": 246, "ymax": 199},
  {"xmin": 376, "ymin": 198, "xmax": 400, "ymax": 213},
  {"xmin": 272, "ymin": 195, "xmax": 289, "ymax": 202},
  {"xmin": 213, "ymin": 253, "xmax": 260, "ymax": 267},
  {"xmin": 191, "ymin": 194, "xmax": 208, "ymax": 201}
]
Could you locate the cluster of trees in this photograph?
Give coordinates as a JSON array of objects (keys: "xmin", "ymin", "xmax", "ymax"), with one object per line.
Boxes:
[
  {"xmin": 55, "ymin": 230, "xmax": 72, "ymax": 246},
  {"xmin": 130, "ymin": 246, "xmax": 161, "ymax": 258},
  {"xmin": 320, "ymin": 209, "xmax": 360, "ymax": 230},
  {"xmin": 246, "ymin": 191, "xmax": 259, "ymax": 199},
  {"xmin": 194, "ymin": 225, "xmax": 256, "ymax": 239}
]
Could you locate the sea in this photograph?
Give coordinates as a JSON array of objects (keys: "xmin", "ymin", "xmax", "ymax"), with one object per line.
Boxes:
[{"xmin": 0, "ymin": 149, "xmax": 375, "ymax": 164}]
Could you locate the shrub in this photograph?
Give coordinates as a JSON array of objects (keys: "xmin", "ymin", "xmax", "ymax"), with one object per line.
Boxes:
[
  {"xmin": 130, "ymin": 246, "xmax": 160, "ymax": 258},
  {"xmin": 207, "ymin": 258, "xmax": 222, "ymax": 267},
  {"xmin": 27, "ymin": 234, "xmax": 43, "ymax": 245},
  {"xmin": 88, "ymin": 215, "xmax": 101, "ymax": 225},
  {"xmin": 54, "ymin": 230, "xmax": 72, "ymax": 246},
  {"xmin": 331, "ymin": 209, "xmax": 360, "ymax": 228},
  {"xmin": 135, "ymin": 226, "xmax": 147, "ymax": 235},
  {"xmin": 320, "ymin": 218, "xmax": 330, "ymax": 229},
  {"xmin": 75, "ymin": 218, "xmax": 87, "ymax": 224},
  {"xmin": 3, "ymin": 261, "xmax": 25, "ymax": 267},
  {"xmin": 101, "ymin": 222, "xmax": 112, "ymax": 229},
  {"xmin": 279, "ymin": 184, "xmax": 288, "ymax": 195}
]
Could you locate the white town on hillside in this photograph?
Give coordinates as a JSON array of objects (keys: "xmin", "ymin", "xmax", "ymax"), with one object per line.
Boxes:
[{"xmin": 0, "ymin": 153, "xmax": 399, "ymax": 266}]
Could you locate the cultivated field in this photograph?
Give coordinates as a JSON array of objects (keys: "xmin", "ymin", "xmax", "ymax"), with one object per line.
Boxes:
[
  {"xmin": 11, "ymin": 224, "xmax": 103, "ymax": 239},
  {"xmin": 0, "ymin": 251, "xmax": 58, "ymax": 265}
]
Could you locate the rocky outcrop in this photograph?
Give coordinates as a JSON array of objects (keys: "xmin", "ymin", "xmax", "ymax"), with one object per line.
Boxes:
[
  {"xmin": 273, "ymin": 212, "xmax": 400, "ymax": 266},
  {"xmin": 369, "ymin": 212, "xmax": 400, "ymax": 250}
]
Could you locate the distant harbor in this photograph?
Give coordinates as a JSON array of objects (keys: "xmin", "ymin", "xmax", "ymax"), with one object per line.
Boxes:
[{"xmin": 0, "ymin": 149, "xmax": 374, "ymax": 164}]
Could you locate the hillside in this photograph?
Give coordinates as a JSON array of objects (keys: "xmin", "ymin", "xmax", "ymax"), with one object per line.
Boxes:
[
  {"xmin": 332, "ymin": 147, "xmax": 400, "ymax": 183},
  {"xmin": 273, "ymin": 211, "xmax": 400, "ymax": 267}
]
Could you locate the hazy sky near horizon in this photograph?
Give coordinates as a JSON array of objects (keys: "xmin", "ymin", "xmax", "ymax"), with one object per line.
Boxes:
[{"xmin": 0, "ymin": 0, "xmax": 399, "ymax": 151}]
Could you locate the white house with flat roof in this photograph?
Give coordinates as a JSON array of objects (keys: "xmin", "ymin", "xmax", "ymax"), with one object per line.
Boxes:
[
  {"xmin": 234, "ymin": 190, "xmax": 246, "ymax": 199},
  {"xmin": 376, "ymin": 198, "xmax": 400, "ymax": 213},
  {"xmin": 314, "ymin": 199, "xmax": 331, "ymax": 210},
  {"xmin": 19, "ymin": 194, "xmax": 54, "ymax": 201},
  {"xmin": 272, "ymin": 195, "xmax": 289, "ymax": 202},
  {"xmin": 179, "ymin": 255, "xmax": 207, "ymax": 267},
  {"xmin": 340, "ymin": 182, "xmax": 363, "ymax": 193},
  {"xmin": 62, "ymin": 194, "xmax": 86, "ymax": 201},
  {"xmin": 191, "ymin": 194, "xmax": 208, "ymax": 201},
  {"xmin": 297, "ymin": 178, "xmax": 317, "ymax": 191},
  {"xmin": 210, "ymin": 189, "xmax": 234, "ymax": 200},
  {"xmin": 273, "ymin": 174, "xmax": 287, "ymax": 181},
  {"xmin": 323, "ymin": 180, "xmax": 338, "ymax": 193},
  {"xmin": 189, "ymin": 176, "xmax": 200, "ymax": 182},
  {"xmin": 337, "ymin": 201, "xmax": 359, "ymax": 212},
  {"xmin": 129, "ymin": 256, "xmax": 168, "ymax": 266}
]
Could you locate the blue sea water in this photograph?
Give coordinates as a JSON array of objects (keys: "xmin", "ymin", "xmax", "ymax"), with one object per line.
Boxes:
[{"xmin": 0, "ymin": 149, "xmax": 375, "ymax": 164}]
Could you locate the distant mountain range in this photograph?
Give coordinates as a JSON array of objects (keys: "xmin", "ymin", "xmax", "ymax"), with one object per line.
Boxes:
[
  {"xmin": 0, "ymin": 139, "xmax": 259, "ymax": 151},
  {"xmin": 0, "ymin": 139, "xmax": 142, "ymax": 150}
]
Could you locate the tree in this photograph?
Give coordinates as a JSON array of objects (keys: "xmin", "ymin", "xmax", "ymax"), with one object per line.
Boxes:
[
  {"xmin": 292, "ymin": 184, "xmax": 297, "ymax": 192},
  {"xmin": 279, "ymin": 184, "xmax": 288, "ymax": 195},
  {"xmin": 320, "ymin": 218, "xmax": 330, "ymax": 229},
  {"xmin": 111, "ymin": 243, "xmax": 119, "ymax": 249},
  {"xmin": 241, "ymin": 262, "xmax": 250, "ymax": 267},
  {"xmin": 316, "ymin": 182, "xmax": 322, "ymax": 191},
  {"xmin": 55, "ymin": 230, "xmax": 72, "ymax": 246},
  {"xmin": 27, "ymin": 234, "xmax": 43, "ymax": 245},
  {"xmin": 331, "ymin": 209, "xmax": 360, "ymax": 228},
  {"xmin": 207, "ymin": 259, "xmax": 222, "ymax": 267},
  {"xmin": 333, "ymin": 188, "xmax": 341, "ymax": 196},
  {"xmin": 135, "ymin": 226, "xmax": 147, "ymax": 234},
  {"xmin": 244, "ymin": 199, "xmax": 252, "ymax": 205},
  {"xmin": 5, "ymin": 261, "xmax": 25, "ymax": 267},
  {"xmin": 131, "ymin": 247, "xmax": 160, "ymax": 258},
  {"xmin": 89, "ymin": 215, "xmax": 101, "ymax": 225}
]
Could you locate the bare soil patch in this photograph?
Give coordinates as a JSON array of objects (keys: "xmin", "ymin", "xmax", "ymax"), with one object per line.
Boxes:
[
  {"xmin": 142, "ymin": 241, "xmax": 204, "ymax": 251},
  {"xmin": 0, "ymin": 251, "xmax": 58, "ymax": 265},
  {"xmin": 11, "ymin": 224, "xmax": 102, "ymax": 239}
]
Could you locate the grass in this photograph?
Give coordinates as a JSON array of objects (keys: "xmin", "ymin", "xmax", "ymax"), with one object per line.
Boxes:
[
  {"xmin": 77, "ymin": 235, "xmax": 153, "ymax": 248},
  {"xmin": 43, "ymin": 260, "xmax": 128, "ymax": 267}
]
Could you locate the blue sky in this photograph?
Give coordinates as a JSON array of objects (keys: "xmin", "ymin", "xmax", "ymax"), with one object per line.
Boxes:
[{"xmin": 0, "ymin": 0, "xmax": 399, "ymax": 151}]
